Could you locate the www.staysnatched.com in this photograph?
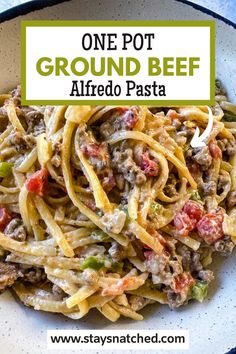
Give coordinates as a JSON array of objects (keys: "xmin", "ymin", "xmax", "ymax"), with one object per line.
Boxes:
[{"xmin": 47, "ymin": 330, "xmax": 189, "ymax": 350}]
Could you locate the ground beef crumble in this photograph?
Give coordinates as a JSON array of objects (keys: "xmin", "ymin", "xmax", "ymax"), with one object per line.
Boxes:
[
  {"xmin": 4, "ymin": 218, "xmax": 27, "ymax": 242},
  {"xmin": 112, "ymin": 147, "xmax": 146, "ymax": 185},
  {"xmin": 0, "ymin": 262, "xmax": 23, "ymax": 292}
]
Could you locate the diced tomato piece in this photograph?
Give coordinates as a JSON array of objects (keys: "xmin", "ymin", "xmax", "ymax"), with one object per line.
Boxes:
[
  {"xmin": 115, "ymin": 107, "xmax": 139, "ymax": 129},
  {"xmin": 25, "ymin": 168, "xmax": 48, "ymax": 197},
  {"xmin": 102, "ymin": 276, "xmax": 144, "ymax": 296},
  {"xmin": 140, "ymin": 153, "xmax": 159, "ymax": 177},
  {"xmin": 196, "ymin": 210, "xmax": 224, "ymax": 244},
  {"xmin": 0, "ymin": 207, "xmax": 12, "ymax": 231},
  {"xmin": 174, "ymin": 201, "xmax": 204, "ymax": 236},
  {"xmin": 209, "ymin": 141, "xmax": 222, "ymax": 159},
  {"xmin": 174, "ymin": 211, "xmax": 195, "ymax": 236},
  {"xmin": 144, "ymin": 250, "xmax": 155, "ymax": 261},
  {"xmin": 81, "ymin": 142, "xmax": 109, "ymax": 170},
  {"xmin": 81, "ymin": 143, "xmax": 103, "ymax": 158},
  {"xmin": 183, "ymin": 200, "xmax": 204, "ymax": 223},
  {"xmin": 174, "ymin": 272, "xmax": 195, "ymax": 294},
  {"xmin": 110, "ymin": 107, "xmax": 139, "ymax": 130},
  {"xmin": 123, "ymin": 108, "xmax": 139, "ymax": 129}
]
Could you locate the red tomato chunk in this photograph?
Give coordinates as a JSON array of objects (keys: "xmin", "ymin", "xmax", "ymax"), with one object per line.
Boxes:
[
  {"xmin": 197, "ymin": 211, "xmax": 224, "ymax": 244},
  {"xmin": 123, "ymin": 108, "xmax": 139, "ymax": 129},
  {"xmin": 0, "ymin": 207, "xmax": 12, "ymax": 231},
  {"xmin": 183, "ymin": 200, "xmax": 204, "ymax": 223},
  {"xmin": 209, "ymin": 141, "xmax": 222, "ymax": 159},
  {"xmin": 144, "ymin": 250, "xmax": 155, "ymax": 261},
  {"xmin": 174, "ymin": 201, "xmax": 204, "ymax": 236},
  {"xmin": 25, "ymin": 168, "xmax": 49, "ymax": 197},
  {"xmin": 140, "ymin": 153, "xmax": 159, "ymax": 177},
  {"xmin": 174, "ymin": 211, "xmax": 195, "ymax": 236},
  {"xmin": 81, "ymin": 143, "xmax": 103, "ymax": 158},
  {"xmin": 174, "ymin": 272, "xmax": 195, "ymax": 294}
]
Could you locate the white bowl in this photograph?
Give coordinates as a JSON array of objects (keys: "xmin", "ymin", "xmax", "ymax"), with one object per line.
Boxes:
[{"xmin": 0, "ymin": 1, "xmax": 235, "ymax": 354}]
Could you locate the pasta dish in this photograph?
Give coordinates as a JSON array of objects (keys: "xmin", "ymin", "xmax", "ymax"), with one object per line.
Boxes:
[{"xmin": 0, "ymin": 81, "xmax": 235, "ymax": 322}]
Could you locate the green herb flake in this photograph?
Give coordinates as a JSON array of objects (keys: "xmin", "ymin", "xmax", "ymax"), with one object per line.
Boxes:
[
  {"xmin": 190, "ymin": 190, "xmax": 203, "ymax": 204},
  {"xmin": 0, "ymin": 162, "xmax": 13, "ymax": 178},
  {"xmin": 80, "ymin": 256, "xmax": 105, "ymax": 271},
  {"xmin": 191, "ymin": 281, "xmax": 208, "ymax": 302}
]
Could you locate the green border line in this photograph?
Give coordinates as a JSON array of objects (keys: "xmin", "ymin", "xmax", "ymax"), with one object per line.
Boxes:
[
  {"xmin": 21, "ymin": 20, "xmax": 215, "ymax": 106},
  {"xmin": 23, "ymin": 100, "xmax": 213, "ymax": 105},
  {"xmin": 210, "ymin": 21, "xmax": 215, "ymax": 105},
  {"xmin": 21, "ymin": 20, "xmax": 214, "ymax": 26},
  {"xmin": 21, "ymin": 22, "xmax": 26, "ymax": 106}
]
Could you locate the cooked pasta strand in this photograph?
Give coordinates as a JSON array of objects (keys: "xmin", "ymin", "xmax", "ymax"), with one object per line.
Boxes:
[{"xmin": 34, "ymin": 196, "xmax": 74, "ymax": 257}]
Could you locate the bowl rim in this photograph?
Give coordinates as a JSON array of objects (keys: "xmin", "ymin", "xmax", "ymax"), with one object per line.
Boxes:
[{"xmin": 0, "ymin": 0, "xmax": 235, "ymax": 29}]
